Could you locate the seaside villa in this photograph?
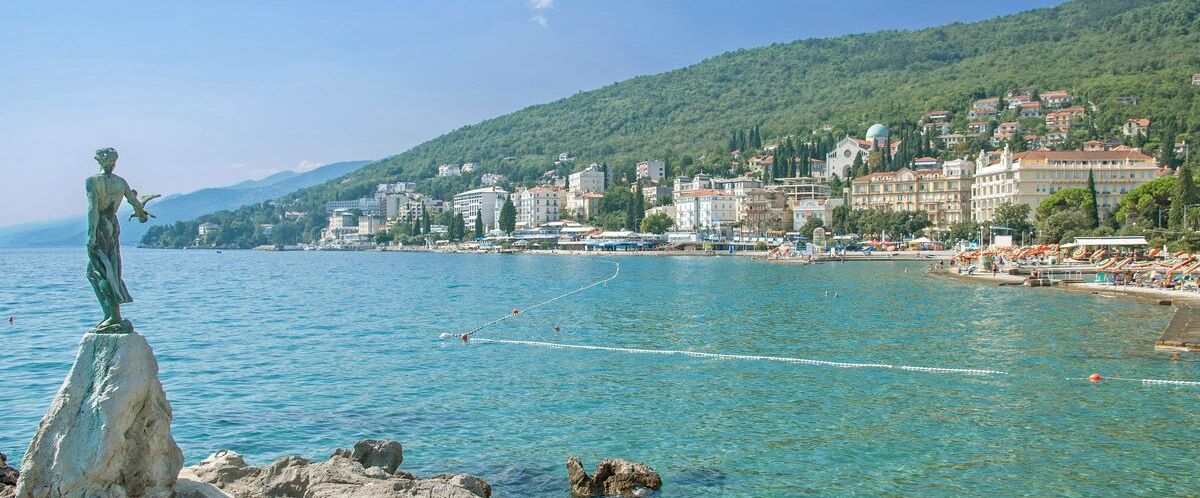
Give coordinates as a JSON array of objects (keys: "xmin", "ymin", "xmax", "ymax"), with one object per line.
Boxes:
[{"xmin": 970, "ymin": 146, "xmax": 1159, "ymax": 223}]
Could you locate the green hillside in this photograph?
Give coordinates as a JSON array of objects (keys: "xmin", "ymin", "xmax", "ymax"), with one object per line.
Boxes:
[{"xmin": 144, "ymin": 0, "xmax": 1200, "ymax": 248}]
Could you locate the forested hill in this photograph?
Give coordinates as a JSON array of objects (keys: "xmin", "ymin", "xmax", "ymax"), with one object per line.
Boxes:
[{"xmin": 146, "ymin": 0, "xmax": 1200, "ymax": 246}]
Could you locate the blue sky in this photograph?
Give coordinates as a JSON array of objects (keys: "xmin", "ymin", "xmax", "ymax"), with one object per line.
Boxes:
[{"xmin": 0, "ymin": 0, "xmax": 1061, "ymax": 226}]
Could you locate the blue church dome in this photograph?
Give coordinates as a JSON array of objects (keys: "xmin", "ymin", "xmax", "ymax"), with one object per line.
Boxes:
[{"xmin": 865, "ymin": 123, "xmax": 889, "ymax": 140}]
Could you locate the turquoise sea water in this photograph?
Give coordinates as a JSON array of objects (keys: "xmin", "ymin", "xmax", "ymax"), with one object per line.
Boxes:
[{"xmin": 2, "ymin": 248, "xmax": 1199, "ymax": 496}]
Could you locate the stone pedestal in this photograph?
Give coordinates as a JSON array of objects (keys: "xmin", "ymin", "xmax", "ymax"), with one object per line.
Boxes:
[{"xmin": 16, "ymin": 329, "xmax": 183, "ymax": 498}]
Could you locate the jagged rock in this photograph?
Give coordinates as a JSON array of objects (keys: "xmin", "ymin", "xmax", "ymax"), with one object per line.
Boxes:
[
  {"xmin": 352, "ymin": 439, "xmax": 404, "ymax": 474},
  {"xmin": 0, "ymin": 452, "xmax": 17, "ymax": 498},
  {"xmin": 16, "ymin": 331, "xmax": 182, "ymax": 498},
  {"xmin": 186, "ymin": 445, "xmax": 490, "ymax": 498},
  {"xmin": 567, "ymin": 457, "xmax": 661, "ymax": 497}
]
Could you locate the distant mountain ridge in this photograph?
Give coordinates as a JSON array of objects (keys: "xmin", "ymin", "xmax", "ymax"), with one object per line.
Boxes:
[{"xmin": 0, "ymin": 160, "xmax": 372, "ymax": 247}]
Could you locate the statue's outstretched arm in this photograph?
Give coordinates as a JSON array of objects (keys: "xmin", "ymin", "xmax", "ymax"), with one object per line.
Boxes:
[{"xmin": 124, "ymin": 185, "xmax": 158, "ymax": 223}]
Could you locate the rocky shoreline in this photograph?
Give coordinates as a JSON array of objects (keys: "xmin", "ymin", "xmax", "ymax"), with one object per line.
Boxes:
[
  {"xmin": 175, "ymin": 439, "xmax": 490, "ymax": 498},
  {"xmin": 6, "ymin": 443, "xmax": 665, "ymax": 498}
]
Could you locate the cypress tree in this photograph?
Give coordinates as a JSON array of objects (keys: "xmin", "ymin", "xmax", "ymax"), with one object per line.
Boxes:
[
  {"xmin": 633, "ymin": 185, "xmax": 646, "ymax": 230},
  {"xmin": 421, "ymin": 207, "xmax": 431, "ymax": 234},
  {"xmin": 499, "ymin": 198, "xmax": 516, "ymax": 234},
  {"xmin": 475, "ymin": 209, "xmax": 484, "ymax": 238},
  {"xmin": 1086, "ymin": 169, "xmax": 1099, "ymax": 228},
  {"xmin": 454, "ymin": 213, "xmax": 466, "ymax": 240},
  {"xmin": 1170, "ymin": 163, "xmax": 1196, "ymax": 229}
]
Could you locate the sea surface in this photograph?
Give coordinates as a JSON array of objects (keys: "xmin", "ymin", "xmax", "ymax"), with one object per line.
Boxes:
[{"xmin": 2, "ymin": 248, "xmax": 1199, "ymax": 497}]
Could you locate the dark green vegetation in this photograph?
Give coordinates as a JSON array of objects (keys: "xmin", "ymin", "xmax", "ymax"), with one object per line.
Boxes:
[{"xmin": 146, "ymin": 0, "xmax": 1200, "ymax": 248}]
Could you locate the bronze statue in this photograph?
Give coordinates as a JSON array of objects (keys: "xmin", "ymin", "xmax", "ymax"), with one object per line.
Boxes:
[{"xmin": 86, "ymin": 147, "xmax": 158, "ymax": 333}]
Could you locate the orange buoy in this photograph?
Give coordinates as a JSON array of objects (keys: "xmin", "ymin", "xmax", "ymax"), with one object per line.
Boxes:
[
  {"xmin": 512, "ymin": 308, "xmax": 519, "ymax": 315},
  {"xmin": 460, "ymin": 333, "xmax": 468, "ymax": 343},
  {"xmin": 1088, "ymin": 373, "xmax": 1103, "ymax": 382}
]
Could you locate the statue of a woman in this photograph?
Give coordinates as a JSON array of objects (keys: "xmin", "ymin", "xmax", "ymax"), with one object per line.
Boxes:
[{"xmin": 86, "ymin": 147, "xmax": 157, "ymax": 333}]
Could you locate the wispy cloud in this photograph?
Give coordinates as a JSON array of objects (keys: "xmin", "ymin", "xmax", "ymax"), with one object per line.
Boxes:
[{"xmin": 528, "ymin": 0, "xmax": 553, "ymax": 27}]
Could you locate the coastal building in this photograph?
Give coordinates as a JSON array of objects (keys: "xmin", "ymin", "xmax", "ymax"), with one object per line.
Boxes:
[
  {"xmin": 1115, "ymin": 95, "xmax": 1138, "ymax": 105},
  {"xmin": 673, "ymin": 174, "xmax": 714, "ymax": 195},
  {"xmin": 922, "ymin": 121, "xmax": 952, "ymax": 136},
  {"xmin": 453, "ymin": 186, "xmax": 509, "ymax": 229},
  {"xmin": 791, "ymin": 197, "xmax": 844, "ymax": 228},
  {"xmin": 512, "ymin": 187, "xmax": 562, "ymax": 229},
  {"xmin": 636, "ymin": 160, "xmax": 666, "ymax": 182},
  {"xmin": 736, "ymin": 188, "xmax": 789, "ymax": 233},
  {"xmin": 1018, "ymin": 101, "xmax": 1043, "ymax": 118},
  {"xmin": 461, "ymin": 162, "xmax": 477, "ymax": 173},
  {"xmin": 674, "ymin": 189, "xmax": 738, "ymax": 230},
  {"xmin": 376, "ymin": 182, "xmax": 416, "ymax": 196},
  {"xmin": 849, "ymin": 159, "xmax": 973, "ymax": 228},
  {"xmin": 569, "ymin": 164, "xmax": 606, "ymax": 193},
  {"xmin": 973, "ymin": 97, "xmax": 1000, "ymax": 110},
  {"xmin": 1045, "ymin": 106, "xmax": 1085, "ymax": 132},
  {"xmin": 1194, "ymin": 73, "xmax": 1200, "ymax": 85},
  {"xmin": 1123, "ymin": 118, "xmax": 1150, "ymax": 137},
  {"xmin": 566, "ymin": 191, "xmax": 604, "ymax": 220},
  {"xmin": 325, "ymin": 198, "xmax": 383, "ymax": 216},
  {"xmin": 1040, "ymin": 90, "xmax": 1072, "ymax": 108},
  {"xmin": 913, "ymin": 156, "xmax": 940, "ymax": 169},
  {"xmin": 712, "ymin": 175, "xmax": 764, "ymax": 196},
  {"xmin": 971, "ymin": 147, "xmax": 1159, "ymax": 222},
  {"xmin": 198, "ymin": 222, "xmax": 219, "ymax": 238},
  {"xmin": 765, "ymin": 177, "xmax": 833, "ymax": 201},
  {"xmin": 437, "ymin": 164, "xmax": 462, "ymax": 177},
  {"xmin": 925, "ymin": 110, "xmax": 952, "ymax": 121},
  {"xmin": 641, "ymin": 184, "xmax": 672, "ymax": 206},
  {"xmin": 967, "ymin": 108, "xmax": 997, "ymax": 120},
  {"xmin": 357, "ymin": 216, "xmax": 385, "ymax": 236},
  {"xmin": 967, "ymin": 121, "xmax": 992, "ymax": 135},
  {"xmin": 383, "ymin": 193, "xmax": 444, "ymax": 221},
  {"xmin": 996, "ymin": 121, "xmax": 1022, "ymax": 135}
]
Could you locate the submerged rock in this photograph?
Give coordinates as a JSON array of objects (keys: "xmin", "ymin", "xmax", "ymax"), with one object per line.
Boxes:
[
  {"xmin": 567, "ymin": 457, "xmax": 661, "ymax": 497},
  {"xmin": 1, "ymin": 452, "xmax": 17, "ymax": 498},
  {"xmin": 16, "ymin": 331, "xmax": 183, "ymax": 498},
  {"xmin": 186, "ymin": 442, "xmax": 490, "ymax": 498}
]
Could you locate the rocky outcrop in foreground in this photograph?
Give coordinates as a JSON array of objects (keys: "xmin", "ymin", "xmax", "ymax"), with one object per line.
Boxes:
[
  {"xmin": 1, "ymin": 452, "xmax": 18, "ymax": 498},
  {"xmin": 178, "ymin": 440, "xmax": 490, "ymax": 498},
  {"xmin": 567, "ymin": 457, "xmax": 661, "ymax": 497},
  {"xmin": 16, "ymin": 331, "xmax": 182, "ymax": 498}
]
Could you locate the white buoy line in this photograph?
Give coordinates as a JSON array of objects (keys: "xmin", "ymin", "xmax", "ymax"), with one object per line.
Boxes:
[
  {"xmin": 446, "ymin": 259, "xmax": 1199, "ymax": 387},
  {"xmin": 470, "ymin": 337, "xmax": 1008, "ymax": 376}
]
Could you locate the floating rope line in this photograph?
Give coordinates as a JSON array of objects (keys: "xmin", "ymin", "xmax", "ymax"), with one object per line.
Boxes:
[
  {"xmin": 471, "ymin": 338, "xmax": 1009, "ymax": 376},
  {"xmin": 1076, "ymin": 376, "xmax": 1200, "ymax": 387},
  {"xmin": 463, "ymin": 260, "xmax": 620, "ymax": 337}
]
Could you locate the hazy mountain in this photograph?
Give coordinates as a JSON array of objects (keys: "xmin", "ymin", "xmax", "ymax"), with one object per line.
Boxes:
[{"xmin": 0, "ymin": 160, "xmax": 372, "ymax": 247}]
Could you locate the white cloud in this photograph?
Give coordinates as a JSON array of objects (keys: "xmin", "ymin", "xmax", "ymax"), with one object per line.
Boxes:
[{"xmin": 528, "ymin": 0, "xmax": 553, "ymax": 27}]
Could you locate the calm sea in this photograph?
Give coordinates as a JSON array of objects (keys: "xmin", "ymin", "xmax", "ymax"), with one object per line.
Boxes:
[{"xmin": 2, "ymin": 248, "xmax": 1198, "ymax": 497}]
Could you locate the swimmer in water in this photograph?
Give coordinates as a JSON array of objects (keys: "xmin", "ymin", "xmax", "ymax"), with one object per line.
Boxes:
[
  {"xmin": 7, "ymin": 316, "xmax": 12, "ymax": 325},
  {"xmin": 554, "ymin": 326, "xmax": 560, "ymax": 333},
  {"xmin": 1170, "ymin": 351, "xmax": 1182, "ymax": 362}
]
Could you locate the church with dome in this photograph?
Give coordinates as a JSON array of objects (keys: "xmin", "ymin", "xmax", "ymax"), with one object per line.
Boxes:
[{"xmin": 822, "ymin": 123, "xmax": 899, "ymax": 180}]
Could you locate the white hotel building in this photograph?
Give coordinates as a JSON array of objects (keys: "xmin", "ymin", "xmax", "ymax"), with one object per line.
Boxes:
[
  {"xmin": 971, "ymin": 146, "xmax": 1159, "ymax": 222},
  {"xmin": 453, "ymin": 186, "xmax": 509, "ymax": 229},
  {"xmin": 513, "ymin": 187, "xmax": 562, "ymax": 229},
  {"xmin": 674, "ymin": 189, "xmax": 738, "ymax": 230}
]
